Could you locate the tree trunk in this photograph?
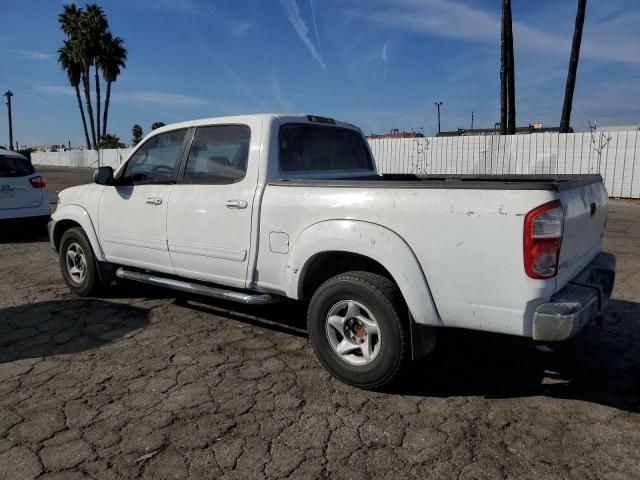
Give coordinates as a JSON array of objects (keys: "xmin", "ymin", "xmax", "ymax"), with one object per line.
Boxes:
[
  {"xmin": 95, "ymin": 64, "xmax": 101, "ymax": 150},
  {"xmin": 74, "ymin": 84, "xmax": 91, "ymax": 150},
  {"xmin": 505, "ymin": 0, "xmax": 516, "ymax": 135},
  {"xmin": 103, "ymin": 81, "xmax": 111, "ymax": 138},
  {"xmin": 499, "ymin": 0, "xmax": 508, "ymax": 135},
  {"xmin": 560, "ymin": 0, "xmax": 587, "ymax": 133},
  {"xmin": 82, "ymin": 68, "xmax": 97, "ymax": 149}
]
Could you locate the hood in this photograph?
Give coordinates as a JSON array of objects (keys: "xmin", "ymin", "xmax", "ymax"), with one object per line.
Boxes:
[{"xmin": 57, "ymin": 183, "xmax": 101, "ymax": 207}]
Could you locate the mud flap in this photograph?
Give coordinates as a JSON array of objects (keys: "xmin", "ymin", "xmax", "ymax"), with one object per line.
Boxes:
[{"xmin": 409, "ymin": 314, "xmax": 437, "ymax": 361}]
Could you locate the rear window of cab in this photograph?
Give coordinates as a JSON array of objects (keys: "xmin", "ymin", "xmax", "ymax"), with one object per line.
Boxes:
[{"xmin": 278, "ymin": 124, "xmax": 373, "ymax": 172}]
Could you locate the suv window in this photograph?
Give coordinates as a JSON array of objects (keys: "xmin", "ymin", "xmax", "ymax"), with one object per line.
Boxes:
[
  {"xmin": 183, "ymin": 125, "xmax": 250, "ymax": 183},
  {"xmin": 121, "ymin": 129, "xmax": 188, "ymax": 184},
  {"xmin": 279, "ymin": 124, "xmax": 373, "ymax": 172},
  {"xmin": 0, "ymin": 157, "xmax": 35, "ymax": 177}
]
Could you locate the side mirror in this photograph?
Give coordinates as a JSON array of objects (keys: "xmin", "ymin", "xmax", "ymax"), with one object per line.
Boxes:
[{"xmin": 93, "ymin": 166, "xmax": 114, "ymax": 185}]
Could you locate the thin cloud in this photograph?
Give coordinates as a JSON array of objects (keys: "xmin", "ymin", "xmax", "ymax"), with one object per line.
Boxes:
[
  {"xmin": 37, "ymin": 85, "xmax": 75, "ymax": 96},
  {"xmin": 268, "ymin": 72, "xmax": 294, "ymax": 111},
  {"xmin": 230, "ymin": 21, "xmax": 252, "ymax": 37},
  {"xmin": 152, "ymin": 1, "xmax": 252, "ymax": 38},
  {"xmin": 350, "ymin": 0, "xmax": 640, "ymax": 64},
  {"xmin": 152, "ymin": 0, "xmax": 198, "ymax": 15},
  {"xmin": 1, "ymin": 47, "xmax": 50, "ymax": 60},
  {"xmin": 38, "ymin": 85, "xmax": 209, "ymax": 106},
  {"xmin": 382, "ymin": 40, "xmax": 390, "ymax": 77},
  {"xmin": 309, "ymin": 0, "xmax": 323, "ymax": 59},
  {"xmin": 280, "ymin": 0, "xmax": 326, "ymax": 71},
  {"xmin": 113, "ymin": 91, "xmax": 209, "ymax": 106},
  {"xmin": 196, "ymin": 39, "xmax": 272, "ymax": 109}
]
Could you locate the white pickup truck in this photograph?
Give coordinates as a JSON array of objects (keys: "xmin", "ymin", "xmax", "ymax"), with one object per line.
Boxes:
[{"xmin": 49, "ymin": 113, "xmax": 615, "ymax": 388}]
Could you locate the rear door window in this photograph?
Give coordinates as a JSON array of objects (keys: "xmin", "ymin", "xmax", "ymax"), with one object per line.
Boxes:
[
  {"xmin": 0, "ymin": 157, "xmax": 35, "ymax": 177},
  {"xmin": 183, "ymin": 125, "xmax": 250, "ymax": 183},
  {"xmin": 278, "ymin": 124, "xmax": 373, "ymax": 172}
]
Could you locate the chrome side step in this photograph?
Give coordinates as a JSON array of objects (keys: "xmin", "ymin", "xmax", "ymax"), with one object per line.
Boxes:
[{"xmin": 115, "ymin": 268, "xmax": 273, "ymax": 305}]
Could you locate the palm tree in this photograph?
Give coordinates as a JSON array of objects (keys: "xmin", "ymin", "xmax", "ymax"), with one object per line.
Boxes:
[
  {"xmin": 83, "ymin": 4, "xmax": 108, "ymax": 147},
  {"xmin": 59, "ymin": 4, "xmax": 96, "ymax": 148},
  {"xmin": 59, "ymin": 3, "xmax": 126, "ymax": 150},
  {"xmin": 560, "ymin": 0, "xmax": 587, "ymax": 133},
  {"xmin": 58, "ymin": 3, "xmax": 82, "ymax": 38},
  {"xmin": 132, "ymin": 124, "xmax": 143, "ymax": 145},
  {"xmin": 99, "ymin": 133, "xmax": 125, "ymax": 149},
  {"xmin": 58, "ymin": 41, "xmax": 91, "ymax": 149},
  {"xmin": 98, "ymin": 33, "xmax": 127, "ymax": 138}
]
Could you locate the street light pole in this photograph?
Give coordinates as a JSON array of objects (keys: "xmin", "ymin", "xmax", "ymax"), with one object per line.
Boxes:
[
  {"xmin": 4, "ymin": 90, "xmax": 14, "ymax": 150},
  {"xmin": 434, "ymin": 101, "xmax": 443, "ymax": 134}
]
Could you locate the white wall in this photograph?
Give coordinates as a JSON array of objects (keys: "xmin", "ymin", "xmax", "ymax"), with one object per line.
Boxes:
[
  {"xmin": 32, "ymin": 148, "xmax": 132, "ymax": 170},
  {"xmin": 30, "ymin": 130, "xmax": 640, "ymax": 199},
  {"xmin": 368, "ymin": 130, "xmax": 640, "ymax": 199}
]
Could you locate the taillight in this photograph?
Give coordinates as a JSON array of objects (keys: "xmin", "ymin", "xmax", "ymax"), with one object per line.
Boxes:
[
  {"xmin": 523, "ymin": 200, "xmax": 563, "ymax": 279},
  {"xmin": 29, "ymin": 176, "xmax": 47, "ymax": 188}
]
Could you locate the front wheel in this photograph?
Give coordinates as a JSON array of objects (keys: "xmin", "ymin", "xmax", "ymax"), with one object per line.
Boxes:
[
  {"xmin": 307, "ymin": 271, "xmax": 410, "ymax": 389},
  {"xmin": 59, "ymin": 227, "xmax": 104, "ymax": 296}
]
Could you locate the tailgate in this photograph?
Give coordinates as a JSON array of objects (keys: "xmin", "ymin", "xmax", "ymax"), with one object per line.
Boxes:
[
  {"xmin": 556, "ymin": 180, "xmax": 608, "ymax": 288},
  {"xmin": 0, "ymin": 175, "xmax": 44, "ymax": 210}
]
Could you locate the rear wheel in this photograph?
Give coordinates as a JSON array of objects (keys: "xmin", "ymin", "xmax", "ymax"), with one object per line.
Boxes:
[
  {"xmin": 59, "ymin": 227, "xmax": 104, "ymax": 296},
  {"xmin": 307, "ymin": 271, "xmax": 410, "ymax": 389}
]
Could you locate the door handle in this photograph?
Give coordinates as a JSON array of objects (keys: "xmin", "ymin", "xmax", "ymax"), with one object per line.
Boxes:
[
  {"xmin": 145, "ymin": 196, "xmax": 163, "ymax": 205},
  {"xmin": 225, "ymin": 199, "xmax": 248, "ymax": 209}
]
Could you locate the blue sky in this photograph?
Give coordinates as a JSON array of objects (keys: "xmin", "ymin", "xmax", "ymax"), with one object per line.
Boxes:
[{"xmin": 1, "ymin": 0, "xmax": 639, "ymax": 147}]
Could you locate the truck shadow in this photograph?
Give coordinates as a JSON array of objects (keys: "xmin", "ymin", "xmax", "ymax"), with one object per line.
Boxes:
[
  {"xmin": 0, "ymin": 219, "xmax": 49, "ymax": 244},
  {"xmin": 0, "ymin": 299, "xmax": 150, "ymax": 363},
  {"xmin": 392, "ymin": 299, "xmax": 640, "ymax": 413},
  {"xmin": 173, "ymin": 296, "xmax": 309, "ymax": 338},
  {"xmin": 171, "ymin": 292, "xmax": 639, "ymax": 412}
]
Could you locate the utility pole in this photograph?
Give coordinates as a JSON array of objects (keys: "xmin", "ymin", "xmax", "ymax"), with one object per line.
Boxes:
[
  {"xmin": 4, "ymin": 90, "xmax": 14, "ymax": 150},
  {"xmin": 560, "ymin": 0, "xmax": 587, "ymax": 133},
  {"xmin": 505, "ymin": 0, "xmax": 516, "ymax": 135},
  {"xmin": 434, "ymin": 101, "xmax": 443, "ymax": 134},
  {"xmin": 471, "ymin": 111, "xmax": 475, "ymax": 129}
]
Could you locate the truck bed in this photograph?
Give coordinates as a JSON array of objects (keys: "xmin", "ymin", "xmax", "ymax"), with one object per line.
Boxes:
[{"xmin": 270, "ymin": 174, "xmax": 603, "ymax": 191}]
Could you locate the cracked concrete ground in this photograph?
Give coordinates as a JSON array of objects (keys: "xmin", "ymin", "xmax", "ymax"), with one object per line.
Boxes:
[{"xmin": 0, "ymin": 167, "xmax": 639, "ymax": 479}]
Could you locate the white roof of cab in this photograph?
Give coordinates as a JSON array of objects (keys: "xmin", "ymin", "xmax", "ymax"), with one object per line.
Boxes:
[{"xmin": 152, "ymin": 113, "xmax": 359, "ymax": 136}]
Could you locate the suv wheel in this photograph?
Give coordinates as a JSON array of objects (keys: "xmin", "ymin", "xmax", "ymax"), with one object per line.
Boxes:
[
  {"xmin": 307, "ymin": 271, "xmax": 409, "ymax": 389},
  {"xmin": 59, "ymin": 227, "xmax": 104, "ymax": 296}
]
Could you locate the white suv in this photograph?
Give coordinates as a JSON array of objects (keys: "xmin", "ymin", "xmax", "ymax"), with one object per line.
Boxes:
[{"xmin": 0, "ymin": 148, "xmax": 51, "ymax": 222}]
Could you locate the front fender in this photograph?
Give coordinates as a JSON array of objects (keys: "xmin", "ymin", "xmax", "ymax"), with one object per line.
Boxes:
[
  {"xmin": 51, "ymin": 204, "xmax": 105, "ymax": 261},
  {"xmin": 286, "ymin": 220, "xmax": 442, "ymax": 326}
]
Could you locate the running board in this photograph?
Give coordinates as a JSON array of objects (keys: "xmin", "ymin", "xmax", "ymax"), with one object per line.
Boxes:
[{"xmin": 115, "ymin": 268, "xmax": 273, "ymax": 305}]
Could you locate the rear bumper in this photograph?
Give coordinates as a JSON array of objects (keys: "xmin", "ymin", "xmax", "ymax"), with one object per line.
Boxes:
[
  {"xmin": 0, "ymin": 202, "xmax": 51, "ymax": 220},
  {"xmin": 532, "ymin": 252, "xmax": 616, "ymax": 341}
]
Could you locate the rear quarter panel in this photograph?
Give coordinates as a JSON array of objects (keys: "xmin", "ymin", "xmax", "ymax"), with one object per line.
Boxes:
[{"xmin": 258, "ymin": 184, "xmax": 560, "ymax": 336}]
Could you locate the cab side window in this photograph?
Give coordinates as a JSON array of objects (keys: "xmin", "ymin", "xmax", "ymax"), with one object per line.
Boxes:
[
  {"xmin": 183, "ymin": 125, "xmax": 250, "ymax": 183},
  {"xmin": 120, "ymin": 129, "xmax": 188, "ymax": 184}
]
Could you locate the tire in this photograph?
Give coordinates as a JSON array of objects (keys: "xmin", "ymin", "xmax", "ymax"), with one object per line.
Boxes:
[
  {"xmin": 59, "ymin": 227, "xmax": 105, "ymax": 296},
  {"xmin": 307, "ymin": 271, "xmax": 410, "ymax": 389}
]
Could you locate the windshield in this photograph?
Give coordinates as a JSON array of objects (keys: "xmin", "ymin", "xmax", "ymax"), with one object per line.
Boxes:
[
  {"xmin": 0, "ymin": 157, "xmax": 35, "ymax": 177},
  {"xmin": 279, "ymin": 124, "xmax": 373, "ymax": 172}
]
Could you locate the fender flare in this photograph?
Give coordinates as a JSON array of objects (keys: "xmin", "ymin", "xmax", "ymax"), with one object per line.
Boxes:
[
  {"xmin": 52, "ymin": 204, "xmax": 105, "ymax": 262},
  {"xmin": 286, "ymin": 220, "xmax": 442, "ymax": 326}
]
